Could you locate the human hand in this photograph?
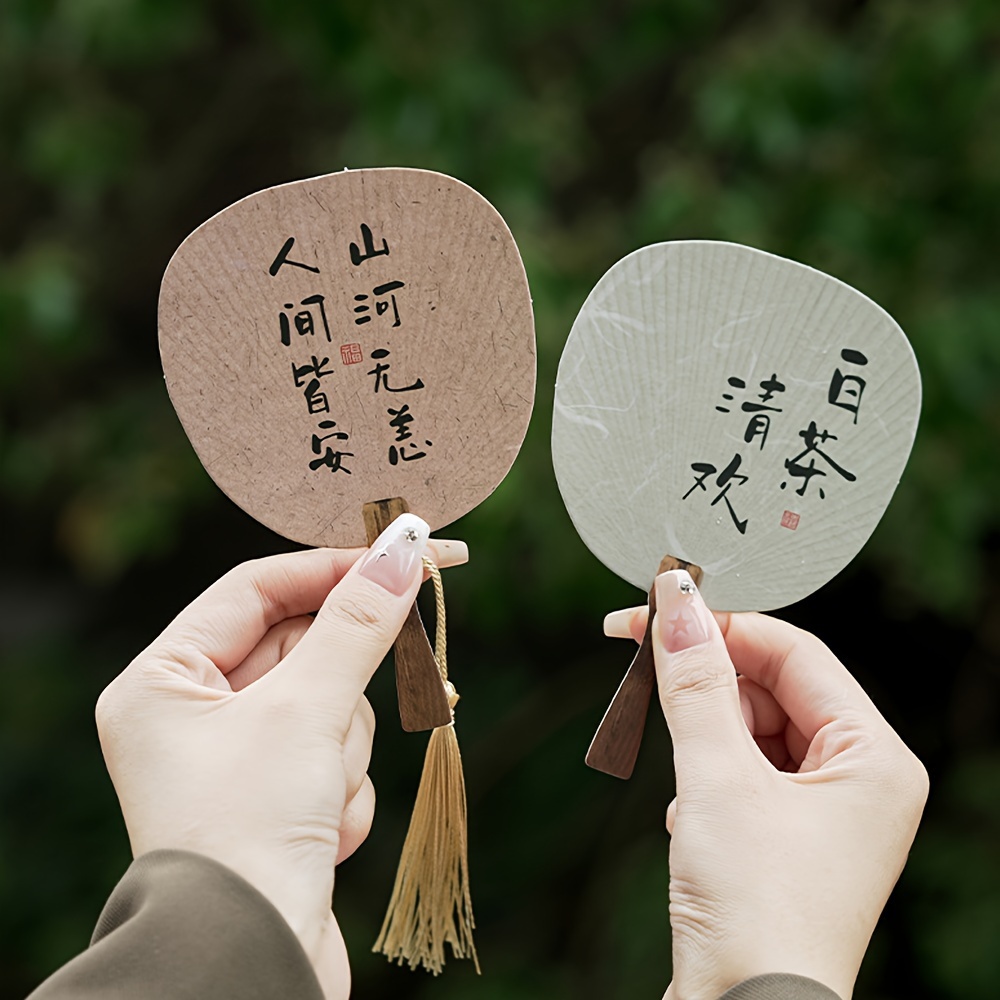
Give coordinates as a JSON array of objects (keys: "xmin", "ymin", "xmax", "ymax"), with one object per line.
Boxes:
[
  {"xmin": 605, "ymin": 572, "xmax": 928, "ymax": 1000},
  {"xmin": 95, "ymin": 515, "xmax": 465, "ymax": 1000}
]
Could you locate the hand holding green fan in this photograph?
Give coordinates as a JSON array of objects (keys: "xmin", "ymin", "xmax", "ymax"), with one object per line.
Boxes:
[{"xmin": 552, "ymin": 241, "xmax": 920, "ymax": 778}]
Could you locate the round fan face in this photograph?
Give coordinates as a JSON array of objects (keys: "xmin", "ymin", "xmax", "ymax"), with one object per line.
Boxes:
[
  {"xmin": 552, "ymin": 241, "xmax": 920, "ymax": 611},
  {"xmin": 159, "ymin": 168, "xmax": 535, "ymax": 548}
]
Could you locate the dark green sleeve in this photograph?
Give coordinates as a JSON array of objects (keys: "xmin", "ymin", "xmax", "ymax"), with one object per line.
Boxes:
[
  {"xmin": 719, "ymin": 973, "xmax": 842, "ymax": 1000},
  {"xmin": 28, "ymin": 849, "xmax": 325, "ymax": 1000}
]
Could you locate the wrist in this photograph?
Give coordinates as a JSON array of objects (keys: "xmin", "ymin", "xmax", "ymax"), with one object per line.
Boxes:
[
  {"xmin": 146, "ymin": 839, "xmax": 335, "ymax": 969},
  {"xmin": 219, "ymin": 855, "xmax": 348, "ymax": 1000},
  {"xmin": 229, "ymin": 857, "xmax": 333, "ymax": 958}
]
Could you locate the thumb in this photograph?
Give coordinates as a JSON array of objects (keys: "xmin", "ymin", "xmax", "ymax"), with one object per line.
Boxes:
[
  {"xmin": 269, "ymin": 513, "xmax": 430, "ymax": 737},
  {"xmin": 652, "ymin": 570, "xmax": 750, "ymax": 785}
]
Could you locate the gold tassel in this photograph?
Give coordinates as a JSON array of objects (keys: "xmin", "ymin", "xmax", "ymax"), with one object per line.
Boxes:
[{"xmin": 373, "ymin": 556, "xmax": 479, "ymax": 975}]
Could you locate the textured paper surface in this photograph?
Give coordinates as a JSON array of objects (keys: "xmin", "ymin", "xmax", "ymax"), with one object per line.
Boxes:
[
  {"xmin": 552, "ymin": 241, "xmax": 920, "ymax": 611},
  {"xmin": 159, "ymin": 168, "xmax": 535, "ymax": 548}
]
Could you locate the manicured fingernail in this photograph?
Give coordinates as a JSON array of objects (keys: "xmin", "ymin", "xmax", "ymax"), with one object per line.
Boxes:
[
  {"xmin": 359, "ymin": 514, "xmax": 429, "ymax": 596},
  {"xmin": 604, "ymin": 607, "xmax": 638, "ymax": 638},
  {"xmin": 428, "ymin": 538, "xmax": 469, "ymax": 569},
  {"xmin": 655, "ymin": 570, "xmax": 712, "ymax": 653}
]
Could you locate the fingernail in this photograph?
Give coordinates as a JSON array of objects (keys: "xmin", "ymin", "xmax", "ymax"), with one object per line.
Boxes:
[
  {"xmin": 655, "ymin": 570, "xmax": 712, "ymax": 653},
  {"xmin": 604, "ymin": 607, "xmax": 637, "ymax": 638},
  {"xmin": 428, "ymin": 538, "xmax": 469, "ymax": 569},
  {"xmin": 359, "ymin": 513, "xmax": 429, "ymax": 596}
]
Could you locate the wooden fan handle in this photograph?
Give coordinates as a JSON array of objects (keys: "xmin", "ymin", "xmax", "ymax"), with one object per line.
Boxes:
[
  {"xmin": 586, "ymin": 556, "xmax": 703, "ymax": 779},
  {"xmin": 362, "ymin": 498, "xmax": 452, "ymax": 732}
]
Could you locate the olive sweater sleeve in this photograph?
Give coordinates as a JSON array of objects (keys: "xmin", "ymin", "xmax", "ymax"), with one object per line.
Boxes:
[
  {"xmin": 719, "ymin": 973, "xmax": 842, "ymax": 1000},
  {"xmin": 27, "ymin": 849, "xmax": 324, "ymax": 1000},
  {"xmin": 26, "ymin": 850, "xmax": 843, "ymax": 1000}
]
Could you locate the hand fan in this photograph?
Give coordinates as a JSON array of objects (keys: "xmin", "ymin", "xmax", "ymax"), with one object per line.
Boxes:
[
  {"xmin": 159, "ymin": 167, "xmax": 534, "ymax": 731},
  {"xmin": 158, "ymin": 168, "xmax": 535, "ymax": 970},
  {"xmin": 552, "ymin": 240, "xmax": 919, "ymax": 779}
]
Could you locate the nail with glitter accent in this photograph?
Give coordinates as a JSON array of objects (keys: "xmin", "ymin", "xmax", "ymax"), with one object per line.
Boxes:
[
  {"xmin": 654, "ymin": 570, "xmax": 712, "ymax": 653},
  {"xmin": 358, "ymin": 513, "xmax": 429, "ymax": 596}
]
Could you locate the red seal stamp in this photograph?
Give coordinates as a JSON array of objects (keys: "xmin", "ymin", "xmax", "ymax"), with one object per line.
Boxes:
[
  {"xmin": 340, "ymin": 343, "xmax": 363, "ymax": 365},
  {"xmin": 780, "ymin": 510, "xmax": 801, "ymax": 531}
]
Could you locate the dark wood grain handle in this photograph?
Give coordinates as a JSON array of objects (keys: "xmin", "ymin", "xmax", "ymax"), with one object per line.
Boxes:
[
  {"xmin": 362, "ymin": 497, "xmax": 452, "ymax": 732},
  {"xmin": 585, "ymin": 556, "xmax": 703, "ymax": 779},
  {"xmin": 585, "ymin": 582, "xmax": 658, "ymax": 779}
]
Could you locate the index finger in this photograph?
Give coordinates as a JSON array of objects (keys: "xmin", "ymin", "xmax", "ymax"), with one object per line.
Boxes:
[
  {"xmin": 716, "ymin": 612, "xmax": 884, "ymax": 742},
  {"xmin": 154, "ymin": 540, "xmax": 468, "ymax": 675},
  {"xmin": 156, "ymin": 548, "xmax": 364, "ymax": 673}
]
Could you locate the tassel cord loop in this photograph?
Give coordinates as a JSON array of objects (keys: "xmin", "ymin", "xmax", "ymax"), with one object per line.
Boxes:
[{"xmin": 373, "ymin": 552, "xmax": 478, "ymax": 974}]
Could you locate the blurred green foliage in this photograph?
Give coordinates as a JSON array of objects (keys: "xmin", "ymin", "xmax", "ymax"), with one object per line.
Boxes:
[{"xmin": 1, "ymin": 1, "xmax": 998, "ymax": 997}]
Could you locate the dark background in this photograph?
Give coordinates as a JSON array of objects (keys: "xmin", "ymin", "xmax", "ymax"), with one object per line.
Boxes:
[{"xmin": 2, "ymin": 1, "xmax": 999, "ymax": 997}]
